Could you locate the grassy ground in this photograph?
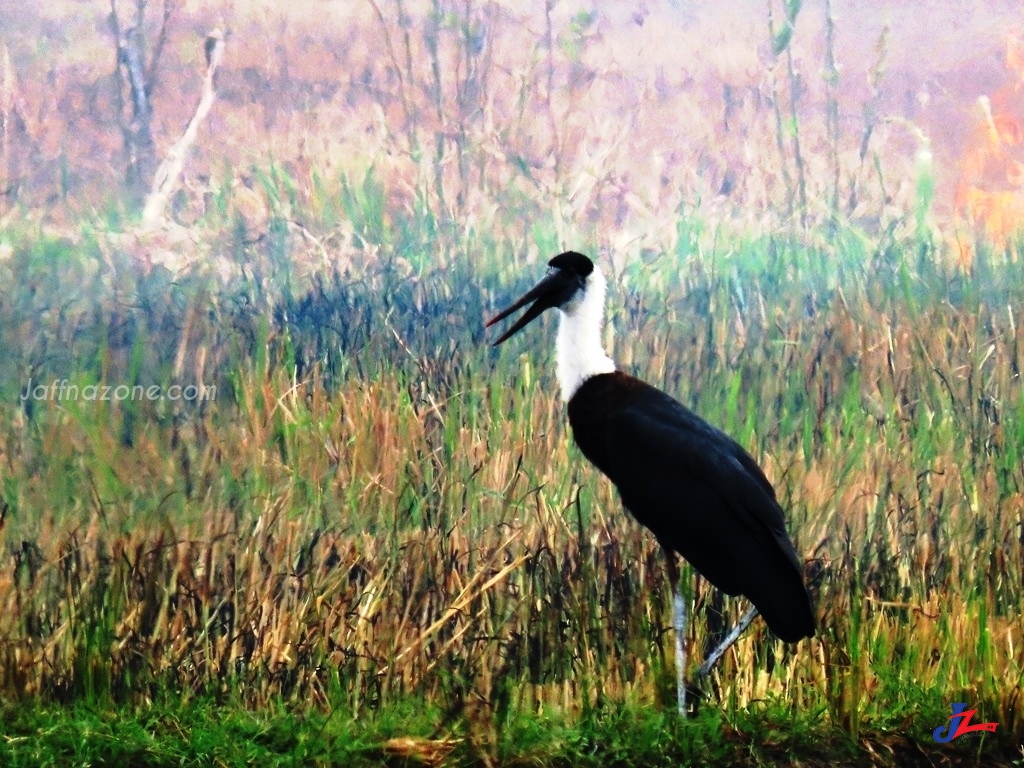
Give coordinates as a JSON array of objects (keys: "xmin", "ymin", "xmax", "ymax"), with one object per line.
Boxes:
[
  {"xmin": 1, "ymin": 696, "xmax": 1014, "ymax": 767},
  {"xmin": 1, "ymin": 185, "xmax": 1022, "ymax": 765}
]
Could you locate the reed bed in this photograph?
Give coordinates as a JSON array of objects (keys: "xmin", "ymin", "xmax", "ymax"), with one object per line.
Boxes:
[{"xmin": 1, "ymin": 219, "xmax": 1021, "ymax": 758}]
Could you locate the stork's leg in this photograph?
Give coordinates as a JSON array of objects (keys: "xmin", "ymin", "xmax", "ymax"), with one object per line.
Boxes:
[
  {"xmin": 697, "ymin": 604, "xmax": 759, "ymax": 679},
  {"xmin": 673, "ymin": 576, "xmax": 688, "ymax": 717},
  {"xmin": 663, "ymin": 547, "xmax": 687, "ymax": 717}
]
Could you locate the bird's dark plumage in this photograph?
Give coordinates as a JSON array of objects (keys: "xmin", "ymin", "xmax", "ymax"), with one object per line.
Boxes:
[{"xmin": 568, "ymin": 371, "xmax": 814, "ymax": 641}]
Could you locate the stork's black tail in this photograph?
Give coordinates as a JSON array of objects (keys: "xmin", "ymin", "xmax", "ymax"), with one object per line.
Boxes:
[{"xmin": 743, "ymin": 557, "xmax": 815, "ymax": 642}]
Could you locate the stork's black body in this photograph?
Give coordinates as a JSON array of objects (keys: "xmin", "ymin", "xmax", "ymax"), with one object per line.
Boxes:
[
  {"xmin": 487, "ymin": 250, "xmax": 814, "ymax": 713},
  {"xmin": 568, "ymin": 371, "xmax": 813, "ymax": 642}
]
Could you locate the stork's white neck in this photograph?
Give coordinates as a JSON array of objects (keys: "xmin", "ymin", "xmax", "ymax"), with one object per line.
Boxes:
[{"xmin": 556, "ymin": 266, "xmax": 616, "ymax": 401}]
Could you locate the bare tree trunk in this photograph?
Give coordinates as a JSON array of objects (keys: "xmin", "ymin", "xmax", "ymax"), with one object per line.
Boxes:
[{"xmin": 109, "ymin": 0, "xmax": 176, "ymax": 208}]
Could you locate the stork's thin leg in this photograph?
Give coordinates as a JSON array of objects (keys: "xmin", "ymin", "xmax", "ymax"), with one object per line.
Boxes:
[
  {"xmin": 673, "ymin": 577, "xmax": 687, "ymax": 717},
  {"xmin": 697, "ymin": 604, "xmax": 759, "ymax": 679},
  {"xmin": 663, "ymin": 546, "xmax": 687, "ymax": 717}
]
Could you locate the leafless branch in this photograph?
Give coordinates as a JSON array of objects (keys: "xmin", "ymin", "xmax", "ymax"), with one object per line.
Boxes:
[{"xmin": 141, "ymin": 28, "xmax": 224, "ymax": 226}]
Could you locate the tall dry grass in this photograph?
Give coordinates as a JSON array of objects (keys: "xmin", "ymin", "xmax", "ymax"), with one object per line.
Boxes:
[{"xmin": 0, "ymin": 227, "xmax": 1021, "ymax": 745}]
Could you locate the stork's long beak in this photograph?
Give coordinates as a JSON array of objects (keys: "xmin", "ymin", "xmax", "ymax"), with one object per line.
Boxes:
[{"xmin": 486, "ymin": 269, "xmax": 570, "ymax": 346}]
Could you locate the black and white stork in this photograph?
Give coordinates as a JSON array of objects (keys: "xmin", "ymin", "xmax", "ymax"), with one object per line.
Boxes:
[{"xmin": 487, "ymin": 251, "xmax": 814, "ymax": 715}]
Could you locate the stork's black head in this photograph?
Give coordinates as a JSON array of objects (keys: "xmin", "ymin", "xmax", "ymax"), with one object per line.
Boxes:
[{"xmin": 486, "ymin": 251, "xmax": 594, "ymax": 346}]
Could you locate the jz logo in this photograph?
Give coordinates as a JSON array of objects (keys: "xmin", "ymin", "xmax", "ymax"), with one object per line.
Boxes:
[{"xmin": 932, "ymin": 703, "xmax": 998, "ymax": 742}]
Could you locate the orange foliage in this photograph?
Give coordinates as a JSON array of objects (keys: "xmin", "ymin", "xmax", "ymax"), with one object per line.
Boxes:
[{"xmin": 955, "ymin": 34, "xmax": 1024, "ymax": 250}]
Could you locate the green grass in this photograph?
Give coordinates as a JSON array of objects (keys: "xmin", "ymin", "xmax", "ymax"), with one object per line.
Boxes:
[{"xmin": 0, "ymin": 696, "xmax": 1017, "ymax": 767}]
